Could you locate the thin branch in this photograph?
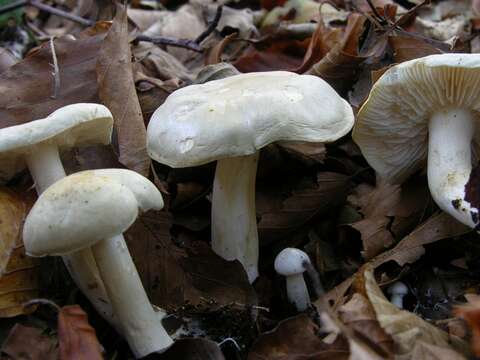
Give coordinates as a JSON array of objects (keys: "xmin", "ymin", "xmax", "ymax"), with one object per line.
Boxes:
[
  {"xmin": 135, "ymin": 35, "xmax": 203, "ymax": 52},
  {"xmin": 194, "ymin": 5, "xmax": 223, "ymax": 44},
  {"xmin": 0, "ymin": 0, "xmax": 93, "ymax": 26},
  {"xmin": 49, "ymin": 36, "xmax": 60, "ymax": 99}
]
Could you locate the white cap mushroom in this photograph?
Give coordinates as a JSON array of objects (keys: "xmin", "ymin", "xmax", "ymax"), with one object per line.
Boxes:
[
  {"xmin": 353, "ymin": 54, "xmax": 480, "ymax": 230},
  {"xmin": 1, "ymin": 103, "xmax": 118, "ymax": 330},
  {"xmin": 147, "ymin": 71, "xmax": 354, "ymax": 283},
  {"xmin": 387, "ymin": 281, "xmax": 409, "ymax": 309},
  {"xmin": 274, "ymin": 247, "xmax": 312, "ymax": 311},
  {"xmin": 23, "ymin": 169, "xmax": 173, "ymax": 358}
]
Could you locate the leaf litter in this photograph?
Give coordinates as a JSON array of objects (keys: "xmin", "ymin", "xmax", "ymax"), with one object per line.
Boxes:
[{"xmin": 0, "ymin": 0, "xmax": 478, "ymax": 358}]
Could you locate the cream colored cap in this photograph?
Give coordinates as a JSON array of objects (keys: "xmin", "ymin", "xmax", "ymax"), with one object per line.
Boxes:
[
  {"xmin": 147, "ymin": 71, "xmax": 354, "ymax": 168},
  {"xmin": 23, "ymin": 169, "xmax": 163, "ymax": 256},
  {"xmin": 353, "ymin": 53, "xmax": 480, "ymax": 183},
  {"xmin": 0, "ymin": 103, "xmax": 113, "ymax": 182}
]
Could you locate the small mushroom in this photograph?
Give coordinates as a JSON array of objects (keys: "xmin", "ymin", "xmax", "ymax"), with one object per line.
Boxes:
[
  {"xmin": 274, "ymin": 248, "xmax": 311, "ymax": 311},
  {"xmin": 387, "ymin": 281, "xmax": 409, "ymax": 309},
  {"xmin": 147, "ymin": 71, "xmax": 354, "ymax": 282},
  {"xmin": 0, "ymin": 103, "xmax": 118, "ymax": 328},
  {"xmin": 23, "ymin": 169, "xmax": 173, "ymax": 358},
  {"xmin": 353, "ymin": 54, "xmax": 480, "ymax": 230}
]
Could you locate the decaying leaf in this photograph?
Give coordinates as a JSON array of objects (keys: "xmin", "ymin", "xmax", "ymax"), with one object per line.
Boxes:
[
  {"xmin": 58, "ymin": 305, "xmax": 103, "ymax": 360},
  {"xmin": 125, "ymin": 210, "xmax": 256, "ymax": 311},
  {"xmin": 356, "ymin": 266, "xmax": 468, "ymax": 359},
  {"xmin": 1, "ymin": 323, "xmax": 57, "ymax": 360},
  {"xmin": 259, "ymin": 172, "xmax": 350, "ymax": 243},
  {"xmin": 454, "ymin": 294, "xmax": 480, "ymax": 357},
  {"xmin": 248, "ymin": 314, "xmax": 349, "ymax": 360},
  {"xmin": 0, "ymin": 187, "xmax": 39, "ymax": 318},
  {"xmin": 97, "ymin": 4, "xmax": 150, "ymax": 176},
  {"xmin": 154, "ymin": 338, "xmax": 224, "ymax": 360}
]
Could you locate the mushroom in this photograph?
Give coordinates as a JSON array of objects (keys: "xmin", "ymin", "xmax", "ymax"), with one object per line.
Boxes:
[
  {"xmin": 23, "ymin": 169, "xmax": 173, "ymax": 358},
  {"xmin": 274, "ymin": 248, "xmax": 311, "ymax": 311},
  {"xmin": 0, "ymin": 103, "xmax": 118, "ymax": 328},
  {"xmin": 387, "ymin": 281, "xmax": 409, "ymax": 308},
  {"xmin": 147, "ymin": 71, "xmax": 354, "ymax": 283},
  {"xmin": 353, "ymin": 54, "xmax": 480, "ymax": 229}
]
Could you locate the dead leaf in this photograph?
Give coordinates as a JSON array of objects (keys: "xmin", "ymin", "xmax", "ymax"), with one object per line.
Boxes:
[
  {"xmin": 58, "ymin": 305, "xmax": 103, "ymax": 360},
  {"xmin": 388, "ymin": 35, "xmax": 442, "ymax": 63},
  {"xmin": 357, "ymin": 266, "xmax": 468, "ymax": 359},
  {"xmin": 205, "ymin": 33, "xmax": 239, "ymax": 65},
  {"xmin": 153, "ymin": 338, "xmax": 224, "ymax": 360},
  {"xmin": 0, "ymin": 187, "xmax": 39, "ymax": 318},
  {"xmin": 411, "ymin": 341, "xmax": 467, "ymax": 360},
  {"xmin": 259, "ymin": 172, "xmax": 350, "ymax": 243},
  {"xmin": 454, "ymin": 294, "xmax": 480, "ymax": 357},
  {"xmin": 293, "ymin": 21, "xmax": 329, "ymax": 73},
  {"xmin": 97, "ymin": 4, "xmax": 150, "ymax": 176},
  {"xmin": 339, "ymin": 293, "xmax": 394, "ymax": 357},
  {"xmin": 1, "ymin": 324, "xmax": 57, "ymax": 360},
  {"xmin": 125, "ymin": 210, "xmax": 257, "ymax": 311},
  {"xmin": 276, "ymin": 141, "xmax": 326, "ymax": 165},
  {"xmin": 248, "ymin": 314, "xmax": 350, "ymax": 360}
]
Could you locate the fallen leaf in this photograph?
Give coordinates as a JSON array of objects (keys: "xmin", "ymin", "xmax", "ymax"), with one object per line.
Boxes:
[
  {"xmin": 276, "ymin": 141, "xmax": 326, "ymax": 165},
  {"xmin": 339, "ymin": 293, "xmax": 394, "ymax": 357},
  {"xmin": 1, "ymin": 324, "xmax": 57, "ymax": 360},
  {"xmin": 454, "ymin": 294, "xmax": 480, "ymax": 357},
  {"xmin": 388, "ymin": 35, "xmax": 442, "ymax": 63},
  {"xmin": 97, "ymin": 4, "xmax": 150, "ymax": 176},
  {"xmin": 248, "ymin": 314, "xmax": 350, "ymax": 359},
  {"xmin": 58, "ymin": 305, "xmax": 103, "ymax": 360},
  {"xmin": 152, "ymin": 338, "xmax": 225, "ymax": 360},
  {"xmin": 0, "ymin": 187, "xmax": 39, "ymax": 318},
  {"xmin": 259, "ymin": 172, "xmax": 350, "ymax": 243},
  {"xmin": 125, "ymin": 210, "xmax": 257, "ymax": 311},
  {"xmin": 357, "ymin": 266, "xmax": 468, "ymax": 359},
  {"xmin": 411, "ymin": 341, "xmax": 467, "ymax": 360}
]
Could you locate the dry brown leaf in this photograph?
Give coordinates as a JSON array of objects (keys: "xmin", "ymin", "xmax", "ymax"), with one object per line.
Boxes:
[
  {"xmin": 324, "ymin": 212, "xmax": 469, "ymax": 309},
  {"xmin": 258, "ymin": 172, "xmax": 350, "ymax": 243},
  {"xmin": 339, "ymin": 293, "xmax": 394, "ymax": 358},
  {"xmin": 205, "ymin": 33, "xmax": 239, "ymax": 65},
  {"xmin": 357, "ymin": 267, "xmax": 467, "ymax": 359},
  {"xmin": 306, "ymin": 14, "xmax": 368, "ymax": 94},
  {"xmin": 248, "ymin": 314, "xmax": 350, "ymax": 360},
  {"xmin": 276, "ymin": 141, "xmax": 326, "ymax": 165},
  {"xmin": 126, "ymin": 210, "xmax": 256, "ymax": 311},
  {"xmin": 97, "ymin": 4, "xmax": 150, "ymax": 176},
  {"xmin": 293, "ymin": 20, "xmax": 330, "ymax": 73},
  {"xmin": 0, "ymin": 188, "xmax": 39, "ymax": 318},
  {"xmin": 154, "ymin": 338, "xmax": 225, "ymax": 360},
  {"xmin": 389, "ymin": 35, "xmax": 442, "ymax": 63},
  {"xmin": 1, "ymin": 324, "xmax": 57, "ymax": 360},
  {"xmin": 411, "ymin": 341, "xmax": 467, "ymax": 360},
  {"xmin": 58, "ymin": 305, "xmax": 103, "ymax": 360},
  {"xmin": 454, "ymin": 294, "xmax": 480, "ymax": 357}
]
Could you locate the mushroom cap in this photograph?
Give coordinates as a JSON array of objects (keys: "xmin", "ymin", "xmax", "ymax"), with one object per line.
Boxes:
[
  {"xmin": 23, "ymin": 169, "xmax": 163, "ymax": 257},
  {"xmin": 387, "ymin": 281, "xmax": 409, "ymax": 295},
  {"xmin": 147, "ymin": 71, "xmax": 354, "ymax": 168},
  {"xmin": 274, "ymin": 248, "xmax": 311, "ymax": 276},
  {"xmin": 353, "ymin": 53, "xmax": 480, "ymax": 184},
  {"xmin": 0, "ymin": 103, "xmax": 113, "ymax": 183}
]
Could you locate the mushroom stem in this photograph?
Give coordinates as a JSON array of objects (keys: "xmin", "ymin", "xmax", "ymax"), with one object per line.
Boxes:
[
  {"xmin": 92, "ymin": 233, "xmax": 173, "ymax": 358},
  {"xmin": 390, "ymin": 294, "xmax": 404, "ymax": 308},
  {"xmin": 285, "ymin": 273, "xmax": 310, "ymax": 311},
  {"xmin": 212, "ymin": 153, "xmax": 259, "ymax": 283},
  {"xmin": 24, "ymin": 143, "xmax": 119, "ymax": 330},
  {"xmin": 428, "ymin": 107, "xmax": 476, "ymax": 227}
]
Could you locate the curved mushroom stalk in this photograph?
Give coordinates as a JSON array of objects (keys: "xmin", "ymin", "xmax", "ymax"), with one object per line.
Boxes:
[
  {"xmin": 285, "ymin": 273, "xmax": 310, "ymax": 311},
  {"xmin": 93, "ymin": 234, "xmax": 173, "ymax": 358},
  {"xmin": 25, "ymin": 143, "xmax": 120, "ymax": 331},
  {"xmin": 212, "ymin": 153, "xmax": 259, "ymax": 283},
  {"xmin": 428, "ymin": 107, "xmax": 479, "ymax": 228}
]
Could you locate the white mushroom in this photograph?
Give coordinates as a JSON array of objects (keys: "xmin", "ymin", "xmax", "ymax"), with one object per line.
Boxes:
[
  {"xmin": 147, "ymin": 71, "xmax": 354, "ymax": 283},
  {"xmin": 353, "ymin": 54, "xmax": 480, "ymax": 230},
  {"xmin": 0, "ymin": 103, "xmax": 118, "ymax": 328},
  {"xmin": 23, "ymin": 169, "xmax": 173, "ymax": 358},
  {"xmin": 387, "ymin": 281, "xmax": 409, "ymax": 309},
  {"xmin": 274, "ymin": 248, "xmax": 311, "ymax": 311}
]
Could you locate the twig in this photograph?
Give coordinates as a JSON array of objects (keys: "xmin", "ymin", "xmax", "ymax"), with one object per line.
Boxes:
[
  {"xmin": 49, "ymin": 36, "xmax": 60, "ymax": 99},
  {"xmin": 194, "ymin": 5, "xmax": 223, "ymax": 44},
  {"xmin": 0, "ymin": 0, "xmax": 93, "ymax": 26},
  {"xmin": 135, "ymin": 35, "xmax": 203, "ymax": 52}
]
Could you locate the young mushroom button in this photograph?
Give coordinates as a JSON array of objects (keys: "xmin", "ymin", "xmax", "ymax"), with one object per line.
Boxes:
[
  {"xmin": 147, "ymin": 71, "xmax": 354, "ymax": 283},
  {"xmin": 353, "ymin": 54, "xmax": 480, "ymax": 230},
  {"xmin": 274, "ymin": 248, "xmax": 312, "ymax": 312},
  {"xmin": 23, "ymin": 169, "xmax": 173, "ymax": 358},
  {"xmin": 0, "ymin": 103, "xmax": 119, "ymax": 330}
]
